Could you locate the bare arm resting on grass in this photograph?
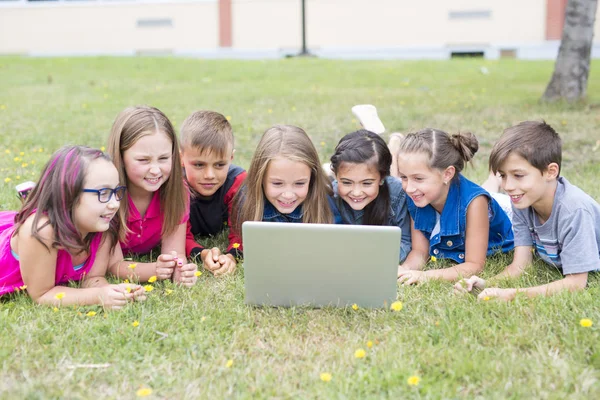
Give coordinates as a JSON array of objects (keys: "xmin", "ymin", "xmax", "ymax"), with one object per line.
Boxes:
[{"xmin": 399, "ymin": 196, "xmax": 490, "ymax": 285}]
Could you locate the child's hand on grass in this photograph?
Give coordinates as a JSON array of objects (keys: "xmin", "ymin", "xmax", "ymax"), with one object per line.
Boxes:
[
  {"xmin": 156, "ymin": 251, "xmax": 177, "ymax": 280},
  {"xmin": 212, "ymin": 254, "xmax": 237, "ymax": 277},
  {"xmin": 201, "ymin": 247, "xmax": 223, "ymax": 272},
  {"xmin": 173, "ymin": 261, "xmax": 198, "ymax": 287},
  {"xmin": 397, "ymin": 270, "xmax": 428, "ymax": 285},
  {"xmin": 454, "ymin": 276, "xmax": 486, "ymax": 295},
  {"xmin": 101, "ymin": 284, "xmax": 137, "ymax": 310},
  {"xmin": 477, "ymin": 288, "xmax": 517, "ymax": 302}
]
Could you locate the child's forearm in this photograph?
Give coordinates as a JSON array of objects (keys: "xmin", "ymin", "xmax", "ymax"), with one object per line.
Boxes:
[
  {"xmin": 424, "ymin": 261, "xmax": 483, "ymax": 282},
  {"xmin": 517, "ymin": 274, "xmax": 588, "ymax": 298},
  {"xmin": 34, "ymin": 286, "xmax": 106, "ymax": 307}
]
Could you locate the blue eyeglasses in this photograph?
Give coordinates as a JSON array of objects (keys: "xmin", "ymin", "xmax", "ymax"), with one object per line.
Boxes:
[{"xmin": 83, "ymin": 186, "xmax": 127, "ymax": 203}]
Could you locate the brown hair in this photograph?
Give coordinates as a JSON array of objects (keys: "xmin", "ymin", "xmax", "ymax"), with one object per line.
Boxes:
[
  {"xmin": 489, "ymin": 120, "xmax": 562, "ymax": 175},
  {"xmin": 14, "ymin": 145, "xmax": 123, "ymax": 252},
  {"xmin": 396, "ymin": 128, "xmax": 479, "ymax": 179},
  {"xmin": 179, "ymin": 110, "xmax": 234, "ymax": 157},
  {"xmin": 107, "ymin": 106, "xmax": 187, "ymax": 238},
  {"xmin": 232, "ymin": 125, "xmax": 333, "ymax": 235}
]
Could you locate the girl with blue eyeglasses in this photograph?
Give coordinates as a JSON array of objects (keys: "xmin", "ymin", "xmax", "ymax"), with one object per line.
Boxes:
[{"xmin": 0, "ymin": 145, "xmax": 146, "ymax": 309}]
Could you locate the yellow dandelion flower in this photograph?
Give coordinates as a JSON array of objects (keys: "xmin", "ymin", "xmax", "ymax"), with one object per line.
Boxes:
[
  {"xmin": 144, "ymin": 285, "xmax": 154, "ymax": 292},
  {"xmin": 226, "ymin": 116, "xmax": 231, "ymax": 121},
  {"xmin": 225, "ymin": 359, "xmax": 234, "ymax": 368},
  {"xmin": 320, "ymin": 141, "xmax": 326, "ymax": 146},
  {"xmin": 483, "ymin": 296, "xmax": 491, "ymax": 301},
  {"xmin": 561, "ymin": 120, "xmax": 567, "ymax": 126},
  {"xmin": 86, "ymin": 311, "xmax": 97, "ymax": 317},
  {"xmin": 201, "ymin": 316, "xmax": 207, "ymax": 322},
  {"xmin": 0, "ymin": 105, "xmax": 6, "ymax": 110},
  {"xmin": 434, "ymin": 321, "xmax": 440, "ymax": 326},
  {"xmin": 268, "ymin": 109, "xmax": 273, "ymax": 113},
  {"xmin": 136, "ymin": 387, "xmax": 152, "ymax": 397},
  {"xmin": 53, "ymin": 307, "xmax": 59, "ymax": 312},
  {"xmin": 352, "ymin": 303, "xmax": 358, "ymax": 311},
  {"xmin": 390, "ymin": 301, "xmax": 403, "ymax": 312},
  {"xmin": 4, "ymin": 177, "xmax": 11, "ymax": 183},
  {"xmin": 367, "ymin": 340, "xmax": 373, "ymax": 348},
  {"xmin": 194, "ymin": 271, "xmax": 202, "ymax": 277},
  {"xmin": 15, "ymin": 176, "xmax": 20, "ymax": 179},
  {"xmin": 124, "ymin": 279, "xmax": 129, "ymax": 283},
  {"xmin": 580, "ymin": 319, "xmax": 593, "ymax": 328},
  {"xmin": 19, "ymin": 285, "xmax": 27, "ymax": 290},
  {"xmin": 13, "ymin": 157, "xmax": 20, "ymax": 162},
  {"xmin": 100, "ymin": 146, "xmax": 105, "ymax": 152},
  {"xmin": 125, "ymin": 285, "xmax": 132, "ymax": 293},
  {"xmin": 54, "ymin": 292, "xmax": 65, "ymax": 300},
  {"xmin": 21, "ymin": 163, "xmax": 28, "ymax": 168},
  {"xmin": 165, "ymin": 289, "xmax": 173, "ymax": 296},
  {"xmin": 354, "ymin": 348, "xmax": 366, "ymax": 359},
  {"xmin": 132, "ymin": 320, "xmax": 140, "ymax": 327},
  {"xmin": 407, "ymin": 375, "xmax": 421, "ymax": 386},
  {"xmin": 148, "ymin": 276, "xmax": 157, "ymax": 283},
  {"xmin": 19, "ymin": 152, "xmax": 24, "ymax": 156},
  {"xmin": 430, "ymin": 256, "xmax": 437, "ymax": 262},
  {"xmin": 232, "ymin": 243, "xmax": 240, "ymax": 249},
  {"xmin": 320, "ymin": 372, "xmax": 332, "ymax": 382},
  {"xmin": 128, "ymin": 263, "xmax": 137, "ymax": 270}
]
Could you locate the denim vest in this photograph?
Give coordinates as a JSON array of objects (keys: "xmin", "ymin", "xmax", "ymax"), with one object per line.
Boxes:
[
  {"xmin": 407, "ymin": 174, "xmax": 514, "ymax": 263},
  {"xmin": 263, "ymin": 196, "xmax": 342, "ymax": 224},
  {"xmin": 333, "ymin": 176, "xmax": 412, "ymax": 262}
]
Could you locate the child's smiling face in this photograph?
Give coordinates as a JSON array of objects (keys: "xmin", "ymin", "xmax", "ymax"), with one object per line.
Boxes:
[
  {"xmin": 335, "ymin": 162, "xmax": 382, "ymax": 211},
  {"xmin": 397, "ymin": 151, "xmax": 451, "ymax": 212},
  {"xmin": 263, "ymin": 157, "xmax": 311, "ymax": 214}
]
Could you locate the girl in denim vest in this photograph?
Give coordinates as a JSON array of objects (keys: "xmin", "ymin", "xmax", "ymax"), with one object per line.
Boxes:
[
  {"xmin": 395, "ymin": 129, "xmax": 514, "ymax": 285},
  {"xmin": 329, "ymin": 130, "xmax": 412, "ymax": 262},
  {"xmin": 230, "ymin": 125, "xmax": 341, "ymax": 255}
]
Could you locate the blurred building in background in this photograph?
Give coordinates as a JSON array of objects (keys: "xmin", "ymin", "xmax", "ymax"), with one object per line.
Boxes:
[{"xmin": 1, "ymin": 0, "xmax": 599, "ymax": 58}]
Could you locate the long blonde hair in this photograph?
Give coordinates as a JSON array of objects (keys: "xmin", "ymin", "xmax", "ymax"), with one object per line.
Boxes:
[
  {"xmin": 107, "ymin": 106, "xmax": 187, "ymax": 238},
  {"xmin": 232, "ymin": 125, "xmax": 333, "ymax": 235}
]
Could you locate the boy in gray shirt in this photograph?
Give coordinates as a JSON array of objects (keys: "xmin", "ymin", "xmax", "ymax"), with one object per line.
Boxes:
[{"xmin": 455, "ymin": 121, "xmax": 600, "ymax": 300}]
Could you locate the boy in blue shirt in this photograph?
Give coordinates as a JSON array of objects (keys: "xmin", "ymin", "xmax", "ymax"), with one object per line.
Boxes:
[{"xmin": 456, "ymin": 121, "xmax": 600, "ymax": 300}]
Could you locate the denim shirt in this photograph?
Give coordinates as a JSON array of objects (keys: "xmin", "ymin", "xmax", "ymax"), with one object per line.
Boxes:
[
  {"xmin": 407, "ymin": 174, "xmax": 514, "ymax": 263},
  {"xmin": 263, "ymin": 196, "xmax": 343, "ymax": 224},
  {"xmin": 333, "ymin": 176, "xmax": 411, "ymax": 262}
]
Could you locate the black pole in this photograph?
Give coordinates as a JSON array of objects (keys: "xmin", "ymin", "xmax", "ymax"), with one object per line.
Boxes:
[{"xmin": 298, "ymin": 0, "xmax": 313, "ymax": 56}]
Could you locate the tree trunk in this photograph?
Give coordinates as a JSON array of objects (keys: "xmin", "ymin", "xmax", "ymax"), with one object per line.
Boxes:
[{"xmin": 542, "ymin": 0, "xmax": 598, "ymax": 102}]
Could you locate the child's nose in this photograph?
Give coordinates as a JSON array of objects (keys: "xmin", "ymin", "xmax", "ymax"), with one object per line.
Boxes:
[{"xmin": 204, "ymin": 167, "xmax": 216, "ymax": 179}]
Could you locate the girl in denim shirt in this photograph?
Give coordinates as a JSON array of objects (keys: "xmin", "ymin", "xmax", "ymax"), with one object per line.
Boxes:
[
  {"xmin": 230, "ymin": 125, "xmax": 341, "ymax": 255},
  {"xmin": 329, "ymin": 130, "xmax": 411, "ymax": 262},
  {"xmin": 396, "ymin": 129, "xmax": 513, "ymax": 285}
]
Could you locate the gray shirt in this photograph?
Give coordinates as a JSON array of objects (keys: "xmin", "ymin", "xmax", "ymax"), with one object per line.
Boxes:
[{"xmin": 512, "ymin": 177, "xmax": 600, "ymax": 275}]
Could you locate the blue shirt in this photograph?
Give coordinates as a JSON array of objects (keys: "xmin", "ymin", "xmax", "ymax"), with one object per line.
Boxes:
[
  {"xmin": 263, "ymin": 196, "xmax": 343, "ymax": 224},
  {"xmin": 407, "ymin": 174, "xmax": 514, "ymax": 263},
  {"xmin": 333, "ymin": 176, "xmax": 411, "ymax": 262}
]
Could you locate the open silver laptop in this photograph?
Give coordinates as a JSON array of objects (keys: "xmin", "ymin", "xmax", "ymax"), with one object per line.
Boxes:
[{"xmin": 243, "ymin": 222, "xmax": 401, "ymax": 308}]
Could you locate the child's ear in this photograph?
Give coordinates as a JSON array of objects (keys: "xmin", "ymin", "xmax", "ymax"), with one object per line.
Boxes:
[
  {"xmin": 230, "ymin": 148, "xmax": 235, "ymax": 161},
  {"xmin": 442, "ymin": 166, "xmax": 456, "ymax": 184},
  {"xmin": 545, "ymin": 162, "xmax": 559, "ymax": 180}
]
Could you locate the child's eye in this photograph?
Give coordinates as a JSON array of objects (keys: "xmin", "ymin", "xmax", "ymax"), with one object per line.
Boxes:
[
  {"xmin": 216, "ymin": 163, "xmax": 226, "ymax": 168},
  {"xmin": 137, "ymin": 158, "xmax": 149, "ymax": 163},
  {"xmin": 363, "ymin": 182, "xmax": 373, "ymax": 187},
  {"xmin": 498, "ymin": 173, "xmax": 506, "ymax": 179},
  {"xmin": 341, "ymin": 181, "xmax": 352, "ymax": 186},
  {"xmin": 295, "ymin": 182, "xmax": 306, "ymax": 187},
  {"xmin": 193, "ymin": 163, "xmax": 204, "ymax": 168},
  {"xmin": 271, "ymin": 182, "xmax": 283, "ymax": 187},
  {"xmin": 514, "ymin": 174, "xmax": 524, "ymax": 179},
  {"xmin": 159, "ymin": 156, "xmax": 171, "ymax": 161},
  {"xmin": 398, "ymin": 175, "xmax": 407, "ymax": 181}
]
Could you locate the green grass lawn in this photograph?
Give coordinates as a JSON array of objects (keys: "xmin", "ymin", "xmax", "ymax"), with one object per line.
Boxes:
[{"xmin": 1, "ymin": 56, "xmax": 599, "ymax": 399}]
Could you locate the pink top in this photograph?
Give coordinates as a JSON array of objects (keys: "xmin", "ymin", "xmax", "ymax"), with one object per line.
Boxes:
[
  {"xmin": 121, "ymin": 191, "xmax": 189, "ymax": 255},
  {"xmin": 0, "ymin": 211, "xmax": 101, "ymax": 296}
]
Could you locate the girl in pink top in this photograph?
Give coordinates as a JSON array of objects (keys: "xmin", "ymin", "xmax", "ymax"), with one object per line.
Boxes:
[
  {"xmin": 0, "ymin": 146, "xmax": 146, "ymax": 309},
  {"xmin": 107, "ymin": 106, "xmax": 198, "ymax": 286}
]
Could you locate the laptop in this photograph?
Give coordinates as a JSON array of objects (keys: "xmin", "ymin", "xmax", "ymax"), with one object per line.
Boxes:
[{"xmin": 242, "ymin": 221, "xmax": 401, "ymax": 308}]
